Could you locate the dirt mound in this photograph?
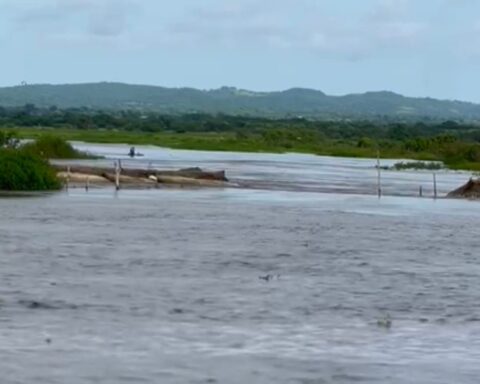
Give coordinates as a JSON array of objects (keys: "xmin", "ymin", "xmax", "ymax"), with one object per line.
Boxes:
[{"xmin": 447, "ymin": 178, "xmax": 480, "ymax": 199}]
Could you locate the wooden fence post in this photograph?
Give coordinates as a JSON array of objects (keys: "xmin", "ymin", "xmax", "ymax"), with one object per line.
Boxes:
[
  {"xmin": 115, "ymin": 160, "xmax": 120, "ymax": 191},
  {"xmin": 377, "ymin": 150, "xmax": 382, "ymax": 198},
  {"xmin": 66, "ymin": 166, "xmax": 70, "ymax": 191}
]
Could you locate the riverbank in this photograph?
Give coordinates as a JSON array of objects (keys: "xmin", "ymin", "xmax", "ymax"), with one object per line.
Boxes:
[{"xmin": 54, "ymin": 164, "xmax": 230, "ymax": 189}]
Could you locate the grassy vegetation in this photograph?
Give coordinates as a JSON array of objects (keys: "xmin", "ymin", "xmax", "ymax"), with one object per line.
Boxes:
[
  {"xmin": 0, "ymin": 149, "xmax": 61, "ymax": 191},
  {"xmin": 10, "ymin": 126, "xmax": 449, "ymax": 164},
  {"xmin": 0, "ymin": 131, "xmax": 93, "ymax": 191},
  {"xmin": 13, "ymin": 127, "xmax": 325, "ymax": 153},
  {"xmin": 21, "ymin": 134, "xmax": 92, "ymax": 159},
  {"xmin": 392, "ymin": 161, "xmax": 444, "ymax": 171}
]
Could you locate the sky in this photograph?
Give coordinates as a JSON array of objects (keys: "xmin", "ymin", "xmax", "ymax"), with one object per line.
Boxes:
[{"xmin": 1, "ymin": 0, "xmax": 480, "ymax": 102}]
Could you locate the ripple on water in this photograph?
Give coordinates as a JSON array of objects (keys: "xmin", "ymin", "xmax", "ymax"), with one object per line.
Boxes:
[{"xmin": 1, "ymin": 160, "xmax": 480, "ymax": 383}]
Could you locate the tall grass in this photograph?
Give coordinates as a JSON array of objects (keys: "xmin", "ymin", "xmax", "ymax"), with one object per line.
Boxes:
[{"xmin": 21, "ymin": 134, "xmax": 91, "ymax": 159}]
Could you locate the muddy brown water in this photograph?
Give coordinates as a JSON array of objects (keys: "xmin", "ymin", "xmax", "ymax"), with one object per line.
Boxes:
[{"xmin": 1, "ymin": 144, "xmax": 480, "ymax": 383}]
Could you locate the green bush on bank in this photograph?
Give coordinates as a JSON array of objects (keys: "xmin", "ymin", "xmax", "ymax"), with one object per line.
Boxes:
[
  {"xmin": 21, "ymin": 134, "xmax": 88, "ymax": 159},
  {"xmin": 0, "ymin": 130, "xmax": 20, "ymax": 148},
  {"xmin": 0, "ymin": 131, "xmax": 93, "ymax": 191},
  {"xmin": 0, "ymin": 149, "xmax": 61, "ymax": 191}
]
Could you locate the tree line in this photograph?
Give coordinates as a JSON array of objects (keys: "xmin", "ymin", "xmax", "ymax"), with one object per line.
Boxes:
[
  {"xmin": 2, "ymin": 104, "xmax": 480, "ymax": 139},
  {"xmin": 2, "ymin": 104, "xmax": 480, "ymax": 169}
]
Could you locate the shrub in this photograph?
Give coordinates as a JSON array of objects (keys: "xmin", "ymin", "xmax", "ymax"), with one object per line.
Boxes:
[
  {"xmin": 0, "ymin": 149, "xmax": 61, "ymax": 191},
  {"xmin": 0, "ymin": 130, "xmax": 20, "ymax": 148},
  {"xmin": 392, "ymin": 161, "xmax": 444, "ymax": 170},
  {"xmin": 21, "ymin": 135, "xmax": 88, "ymax": 159},
  {"xmin": 357, "ymin": 137, "xmax": 375, "ymax": 148}
]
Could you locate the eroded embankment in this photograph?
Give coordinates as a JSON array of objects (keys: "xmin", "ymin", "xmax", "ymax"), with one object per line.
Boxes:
[
  {"xmin": 53, "ymin": 164, "xmax": 230, "ymax": 189},
  {"xmin": 447, "ymin": 178, "xmax": 480, "ymax": 199}
]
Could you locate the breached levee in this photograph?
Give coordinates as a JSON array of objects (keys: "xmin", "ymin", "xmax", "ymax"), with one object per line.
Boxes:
[
  {"xmin": 447, "ymin": 178, "xmax": 480, "ymax": 199},
  {"xmin": 53, "ymin": 165, "xmax": 230, "ymax": 189}
]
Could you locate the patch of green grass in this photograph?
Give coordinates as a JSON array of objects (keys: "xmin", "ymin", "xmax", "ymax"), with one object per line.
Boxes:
[{"xmin": 444, "ymin": 161, "xmax": 480, "ymax": 172}]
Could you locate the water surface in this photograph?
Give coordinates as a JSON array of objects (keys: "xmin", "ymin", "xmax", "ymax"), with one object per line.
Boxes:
[{"xmin": 1, "ymin": 145, "xmax": 479, "ymax": 383}]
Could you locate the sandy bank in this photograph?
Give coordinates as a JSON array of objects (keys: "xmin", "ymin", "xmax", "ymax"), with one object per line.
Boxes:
[{"xmin": 55, "ymin": 165, "xmax": 230, "ymax": 189}]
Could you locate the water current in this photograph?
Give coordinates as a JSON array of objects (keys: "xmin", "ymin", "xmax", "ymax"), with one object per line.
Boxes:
[{"xmin": 1, "ymin": 144, "xmax": 479, "ymax": 383}]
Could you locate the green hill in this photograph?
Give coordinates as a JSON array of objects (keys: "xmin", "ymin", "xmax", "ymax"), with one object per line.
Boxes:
[{"xmin": 1, "ymin": 82, "xmax": 479, "ymax": 120}]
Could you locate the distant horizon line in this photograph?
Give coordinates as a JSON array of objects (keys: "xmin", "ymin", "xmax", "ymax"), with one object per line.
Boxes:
[{"xmin": 0, "ymin": 81, "xmax": 477, "ymax": 105}]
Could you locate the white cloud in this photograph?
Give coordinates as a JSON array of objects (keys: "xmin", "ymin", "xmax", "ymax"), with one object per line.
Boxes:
[
  {"xmin": 0, "ymin": 0, "xmax": 435, "ymax": 59},
  {"xmin": 157, "ymin": 0, "xmax": 429, "ymax": 60},
  {"xmin": 7, "ymin": 0, "xmax": 139, "ymax": 38},
  {"xmin": 166, "ymin": 1, "xmax": 292, "ymax": 48}
]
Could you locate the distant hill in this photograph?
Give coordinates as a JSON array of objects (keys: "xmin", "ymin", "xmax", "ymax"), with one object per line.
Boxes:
[{"xmin": 1, "ymin": 82, "xmax": 480, "ymax": 120}]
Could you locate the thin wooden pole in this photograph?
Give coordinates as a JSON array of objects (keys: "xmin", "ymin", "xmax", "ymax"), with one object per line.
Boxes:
[
  {"xmin": 85, "ymin": 176, "xmax": 89, "ymax": 192},
  {"xmin": 115, "ymin": 160, "xmax": 120, "ymax": 191},
  {"xmin": 419, "ymin": 185, "xmax": 423, "ymax": 197},
  {"xmin": 433, "ymin": 173, "xmax": 437, "ymax": 199},
  {"xmin": 66, "ymin": 166, "xmax": 70, "ymax": 191},
  {"xmin": 377, "ymin": 150, "xmax": 382, "ymax": 198}
]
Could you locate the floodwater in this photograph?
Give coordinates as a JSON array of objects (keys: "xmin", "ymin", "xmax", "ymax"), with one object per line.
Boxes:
[
  {"xmin": 1, "ymin": 144, "xmax": 480, "ymax": 384},
  {"xmin": 69, "ymin": 142, "xmax": 470, "ymax": 197}
]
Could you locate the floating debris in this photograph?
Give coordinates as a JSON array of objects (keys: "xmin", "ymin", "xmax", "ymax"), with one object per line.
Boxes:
[
  {"xmin": 18, "ymin": 300, "xmax": 56, "ymax": 310},
  {"xmin": 258, "ymin": 274, "xmax": 280, "ymax": 282},
  {"xmin": 377, "ymin": 314, "xmax": 392, "ymax": 329},
  {"xmin": 169, "ymin": 308, "xmax": 185, "ymax": 315},
  {"xmin": 18, "ymin": 299, "xmax": 78, "ymax": 310}
]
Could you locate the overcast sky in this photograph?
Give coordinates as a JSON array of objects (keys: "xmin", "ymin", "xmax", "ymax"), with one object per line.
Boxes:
[{"xmin": 1, "ymin": 0, "xmax": 479, "ymax": 101}]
